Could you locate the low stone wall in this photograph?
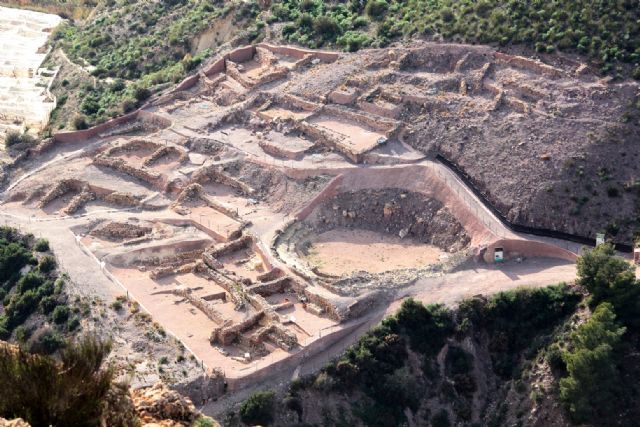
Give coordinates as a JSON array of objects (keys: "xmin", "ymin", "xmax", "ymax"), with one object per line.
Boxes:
[
  {"xmin": 323, "ymin": 105, "xmax": 397, "ymax": 134},
  {"xmin": 503, "ymin": 95, "xmax": 530, "ymax": 114},
  {"xmin": 247, "ymin": 276, "xmax": 291, "ymax": 297},
  {"xmin": 163, "ymin": 288, "xmax": 225, "ymax": 324},
  {"xmin": 174, "ymin": 74, "xmax": 199, "ymax": 91},
  {"xmin": 198, "ymin": 264, "xmax": 245, "ymax": 309},
  {"xmin": 328, "ymin": 87, "xmax": 359, "ymax": 105},
  {"xmin": 38, "ymin": 178, "xmax": 85, "ymax": 208},
  {"xmin": 257, "ymin": 42, "xmax": 340, "ymax": 63},
  {"xmin": 172, "ymin": 370, "xmax": 226, "ymax": 405},
  {"xmin": 206, "ymin": 234, "xmax": 252, "ymax": 258},
  {"xmin": 51, "ymin": 110, "xmax": 170, "ymax": 146},
  {"xmin": 281, "ymin": 93, "xmax": 322, "ymax": 111},
  {"xmin": 144, "ymin": 146, "xmax": 188, "ymax": 167},
  {"xmin": 107, "ymin": 240, "xmax": 210, "ymax": 267},
  {"xmin": 493, "ymin": 52, "xmax": 565, "ymax": 78},
  {"xmin": 211, "ymin": 310, "xmax": 264, "ymax": 346},
  {"xmin": 357, "ymin": 100, "xmax": 402, "ymax": 119},
  {"xmin": 192, "ymin": 165, "xmax": 255, "ymax": 196},
  {"xmin": 482, "ymin": 239, "xmax": 577, "ymax": 263},
  {"xmin": 63, "ymin": 189, "xmax": 95, "ymax": 214},
  {"xmin": 93, "ymin": 156, "xmax": 161, "ymax": 186}
]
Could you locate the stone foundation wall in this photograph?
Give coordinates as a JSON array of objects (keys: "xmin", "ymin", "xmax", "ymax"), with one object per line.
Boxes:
[
  {"xmin": 93, "ymin": 156, "xmax": 161, "ymax": 186},
  {"xmin": 493, "ymin": 52, "xmax": 564, "ymax": 78},
  {"xmin": 211, "ymin": 311, "xmax": 264, "ymax": 346},
  {"xmin": 192, "ymin": 165, "xmax": 255, "ymax": 196}
]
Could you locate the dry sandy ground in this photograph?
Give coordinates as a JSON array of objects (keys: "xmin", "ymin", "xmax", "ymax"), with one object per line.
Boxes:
[{"xmin": 306, "ymin": 228, "xmax": 443, "ymax": 275}]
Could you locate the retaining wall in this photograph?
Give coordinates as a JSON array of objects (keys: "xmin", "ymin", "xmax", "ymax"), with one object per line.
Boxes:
[
  {"xmin": 483, "ymin": 239, "xmax": 577, "ymax": 263},
  {"xmin": 294, "ymin": 175, "xmax": 344, "ymax": 221},
  {"xmin": 493, "ymin": 52, "xmax": 565, "ymax": 78},
  {"xmin": 436, "ymin": 154, "xmax": 633, "ymax": 252}
]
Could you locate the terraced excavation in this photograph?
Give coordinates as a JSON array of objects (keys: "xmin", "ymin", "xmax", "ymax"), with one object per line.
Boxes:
[{"xmin": 1, "ymin": 42, "xmax": 602, "ymax": 398}]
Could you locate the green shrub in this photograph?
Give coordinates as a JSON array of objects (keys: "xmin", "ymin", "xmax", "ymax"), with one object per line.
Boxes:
[
  {"xmin": 110, "ymin": 300, "xmax": 123, "ymax": 312},
  {"xmin": 365, "ymin": 0, "xmax": 388, "ymax": 20},
  {"xmin": 39, "ymin": 295, "xmax": 59, "ymax": 314},
  {"xmin": 0, "ymin": 335, "xmax": 115, "ymax": 426},
  {"xmin": 193, "ymin": 417, "xmax": 216, "ymax": 427},
  {"xmin": 52, "ymin": 305, "xmax": 70, "ymax": 324},
  {"xmin": 313, "ymin": 16, "xmax": 341, "ymax": 42},
  {"xmin": 240, "ymin": 390, "xmax": 276, "ymax": 426},
  {"xmin": 67, "ymin": 316, "xmax": 81, "ymax": 331},
  {"xmin": 34, "ymin": 239, "xmax": 49, "ymax": 252},
  {"xmin": 134, "ymin": 87, "xmax": 151, "ymax": 102},
  {"xmin": 29, "ymin": 328, "xmax": 65, "ymax": 355},
  {"xmin": 38, "ymin": 256, "xmax": 57, "ymax": 274},
  {"xmin": 576, "ymin": 244, "xmax": 640, "ymax": 326},
  {"xmin": 4, "ymin": 131, "xmax": 22, "ymax": 147},
  {"xmin": 14, "ymin": 325, "xmax": 30, "ymax": 343}
]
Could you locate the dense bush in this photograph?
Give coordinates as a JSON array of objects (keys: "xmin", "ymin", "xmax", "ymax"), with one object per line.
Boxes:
[
  {"xmin": 269, "ymin": 0, "xmax": 640, "ymax": 77},
  {"xmin": 34, "ymin": 239, "xmax": 50, "ymax": 252},
  {"xmin": 458, "ymin": 284, "xmax": 580, "ymax": 378},
  {"xmin": 52, "ymin": 305, "xmax": 70, "ymax": 324},
  {"xmin": 4, "ymin": 131, "xmax": 37, "ymax": 148},
  {"xmin": 0, "ymin": 335, "xmax": 115, "ymax": 426},
  {"xmin": 240, "ymin": 390, "xmax": 276, "ymax": 426},
  {"xmin": 576, "ymin": 243, "xmax": 640, "ymax": 326},
  {"xmin": 0, "ymin": 228, "xmax": 66, "ymax": 338}
]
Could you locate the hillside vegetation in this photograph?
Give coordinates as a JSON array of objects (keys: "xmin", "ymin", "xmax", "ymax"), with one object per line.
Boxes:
[
  {"xmin": 269, "ymin": 0, "xmax": 640, "ymax": 77},
  {"xmin": 44, "ymin": 0, "xmax": 260, "ymax": 129},
  {"xmin": 0, "ymin": 228, "xmax": 74, "ymax": 354},
  {"xmin": 37, "ymin": 0, "xmax": 640, "ymax": 131},
  {"xmin": 232, "ymin": 244, "xmax": 640, "ymax": 427}
]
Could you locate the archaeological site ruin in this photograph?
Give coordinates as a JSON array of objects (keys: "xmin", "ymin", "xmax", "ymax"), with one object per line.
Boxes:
[{"xmin": 3, "ymin": 41, "xmax": 598, "ymax": 396}]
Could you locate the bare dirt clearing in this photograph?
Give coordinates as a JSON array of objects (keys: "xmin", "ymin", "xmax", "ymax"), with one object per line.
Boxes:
[{"xmin": 305, "ymin": 228, "xmax": 443, "ymax": 275}]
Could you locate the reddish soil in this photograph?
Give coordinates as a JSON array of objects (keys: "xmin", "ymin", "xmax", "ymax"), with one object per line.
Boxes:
[{"xmin": 306, "ymin": 228, "xmax": 443, "ymax": 275}]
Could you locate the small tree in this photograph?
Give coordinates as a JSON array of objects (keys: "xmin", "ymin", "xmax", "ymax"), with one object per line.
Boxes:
[
  {"xmin": 577, "ymin": 244, "xmax": 640, "ymax": 325},
  {"xmin": 240, "ymin": 390, "xmax": 276, "ymax": 426},
  {"xmin": 52, "ymin": 305, "xmax": 70, "ymax": 324},
  {"xmin": 4, "ymin": 131, "xmax": 22, "ymax": 147},
  {"xmin": 560, "ymin": 303, "xmax": 625, "ymax": 423}
]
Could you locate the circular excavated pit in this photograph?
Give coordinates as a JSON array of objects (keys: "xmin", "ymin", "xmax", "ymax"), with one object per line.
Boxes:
[{"xmin": 283, "ymin": 188, "xmax": 472, "ymax": 278}]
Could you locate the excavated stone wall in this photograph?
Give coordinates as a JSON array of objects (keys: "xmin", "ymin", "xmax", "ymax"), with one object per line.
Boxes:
[
  {"xmin": 191, "ymin": 165, "xmax": 255, "ymax": 196},
  {"xmin": 93, "ymin": 155, "xmax": 161, "ymax": 185}
]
